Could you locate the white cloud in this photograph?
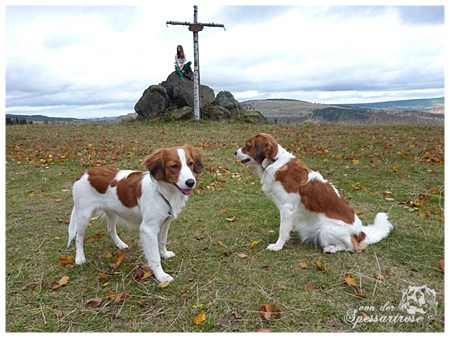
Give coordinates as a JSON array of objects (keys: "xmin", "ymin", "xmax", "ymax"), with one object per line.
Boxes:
[{"xmin": 4, "ymin": 4, "xmax": 445, "ymax": 118}]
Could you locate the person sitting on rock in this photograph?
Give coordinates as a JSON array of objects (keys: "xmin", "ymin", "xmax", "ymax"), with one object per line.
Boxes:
[{"xmin": 174, "ymin": 45, "xmax": 194, "ymax": 81}]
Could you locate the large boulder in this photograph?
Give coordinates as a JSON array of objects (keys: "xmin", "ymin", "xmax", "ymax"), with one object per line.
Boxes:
[
  {"xmin": 134, "ymin": 72, "xmax": 267, "ymax": 123},
  {"xmin": 160, "ymin": 72, "xmax": 215, "ymax": 109},
  {"xmin": 134, "ymin": 85, "xmax": 169, "ymax": 119},
  {"xmin": 213, "ymin": 91, "xmax": 241, "ymax": 110}
]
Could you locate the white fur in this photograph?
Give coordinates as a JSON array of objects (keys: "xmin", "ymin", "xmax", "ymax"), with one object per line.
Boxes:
[
  {"xmin": 236, "ymin": 141, "xmax": 393, "ymax": 253},
  {"xmin": 67, "ymin": 148, "xmax": 197, "ymax": 283}
]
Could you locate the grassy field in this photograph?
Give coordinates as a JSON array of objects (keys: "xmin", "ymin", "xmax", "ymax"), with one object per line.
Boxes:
[{"xmin": 4, "ymin": 120, "xmax": 444, "ymax": 332}]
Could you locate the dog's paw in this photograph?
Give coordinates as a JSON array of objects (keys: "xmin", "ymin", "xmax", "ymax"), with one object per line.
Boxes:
[
  {"xmin": 323, "ymin": 245, "xmax": 338, "ymax": 254},
  {"xmin": 75, "ymin": 255, "xmax": 86, "ymax": 265},
  {"xmin": 161, "ymin": 250, "xmax": 175, "ymax": 259},
  {"xmin": 267, "ymin": 243, "xmax": 283, "ymax": 251},
  {"xmin": 116, "ymin": 242, "xmax": 129, "ymax": 250},
  {"xmin": 157, "ymin": 273, "xmax": 174, "ymax": 283}
]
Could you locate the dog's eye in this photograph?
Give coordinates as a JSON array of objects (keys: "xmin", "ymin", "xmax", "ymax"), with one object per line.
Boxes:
[
  {"xmin": 188, "ymin": 161, "xmax": 194, "ymax": 167},
  {"xmin": 171, "ymin": 164, "xmax": 180, "ymax": 169}
]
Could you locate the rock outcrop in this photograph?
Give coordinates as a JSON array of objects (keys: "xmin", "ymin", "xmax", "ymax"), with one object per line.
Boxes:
[{"xmin": 134, "ymin": 72, "xmax": 267, "ymax": 123}]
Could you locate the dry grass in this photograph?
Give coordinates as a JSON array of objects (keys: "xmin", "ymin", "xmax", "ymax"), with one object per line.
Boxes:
[{"xmin": 4, "ymin": 120, "xmax": 444, "ymax": 332}]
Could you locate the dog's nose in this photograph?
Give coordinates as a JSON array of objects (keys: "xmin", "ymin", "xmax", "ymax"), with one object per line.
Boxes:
[
  {"xmin": 185, "ymin": 179, "xmax": 195, "ymax": 188},
  {"xmin": 234, "ymin": 151, "xmax": 237, "ymax": 155}
]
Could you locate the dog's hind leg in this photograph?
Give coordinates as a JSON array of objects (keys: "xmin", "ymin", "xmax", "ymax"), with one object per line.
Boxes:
[
  {"xmin": 71, "ymin": 208, "xmax": 93, "ymax": 264},
  {"xmin": 104, "ymin": 212, "xmax": 129, "ymax": 250}
]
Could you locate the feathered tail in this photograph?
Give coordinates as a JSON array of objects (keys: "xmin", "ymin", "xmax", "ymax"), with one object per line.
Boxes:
[{"xmin": 361, "ymin": 213, "xmax": 394, "ymax": 245}]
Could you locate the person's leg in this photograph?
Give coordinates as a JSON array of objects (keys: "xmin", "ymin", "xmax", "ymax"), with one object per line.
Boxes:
[{"xmin": 175, "ymin": 66, "xmax": 185, "ymax": 80}]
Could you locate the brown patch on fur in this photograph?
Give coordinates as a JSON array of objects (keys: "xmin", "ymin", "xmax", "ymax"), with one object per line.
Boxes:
[
  {"xmin": 182, "ymin": 144, "xmax": 204, "ymax": 174},
  {"xmin": 275, "ymin": 159, "xmax": 312, "ymax": 192},
  {"xmin": 243, "ymin": 133, "xmax": 279, "ymax": 164},
  {"xmin": 141, "ymin": 145, "xmax": 203, "ymax": 182},
  {"xmin": 275, "ymin": 159, "xmax": 355, "ymax": 224},
  {"xmin": 351, "ymin": 232, "xmax": 368, "ymax": 252},
  {"xmin": 111, "ymin": 171, "xmax": 145, "ymax": 208},
  {"xmin": 299, "ymin": 179, "xmax": 355, "ymax": 224},
  {"xmin": 87, "ymin": 167, "xmax": 120, "ymax": 194}
]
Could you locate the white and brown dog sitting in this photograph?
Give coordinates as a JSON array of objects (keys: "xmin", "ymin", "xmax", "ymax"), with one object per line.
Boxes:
[
  {"xmin": 235, "ymin": 133, "xmax": 393, "ymax": 253},
  {"xmin": 67, "ymin": 145, "xmax": 203, "ymax": 283}
]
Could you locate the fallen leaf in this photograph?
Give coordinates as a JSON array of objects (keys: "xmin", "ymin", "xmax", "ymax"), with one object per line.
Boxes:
[
  {"xmin": 259, "ymin": 303, "xmax": 281, "ymax": 321},
  {"xmin": 298, "ymin": 262, "xmax": 308, "ymax": 269},
  {"xmin": 115, "ymin": 292, "xmax": 131, "ymax": 303},
  {"xmin": 58, "ymin": 255, "xmax": 74, "ymax": 265},
  {"xmin": 236, "ymin": 253, "xmax": 248, "ymax": 259},
  {"xmin": 217, "ymin": 240, "xmax": 225, "ymax": 246},
  {"xmin": 225, "ymin": 216, "xmax": 236, "ymax": 222},
  {"xmin": 193, "ymin": 310, "xmax": 206, "ymax": 325},
  {"xmin": 374, "ymin": 271, "xmax": 385, "ymax": 282},
  {"xmin": 314, "ymin": 261, "xmax": 327, "ymax": 271},
  {"xmin": 344, "ymin": 276, "xmax": 357, "ymax": 287},
  {"xmin": 115, "ymin": 252, "xmax": 127, "ymax": 266},
  {"xmin": 51, "ymin": 275, "xmax": 69, "ymax": 290},
  {"xmin": 304, "ymin": 283, "xmax": 318, "ymax": 292},
  {"xmin": 440, "ymin": 259, "xmax": 444, "ymax": 272},
  {"xmin": 106, "ymin": 291, "xmax": 117, "ymax": 301},
  {"xmin": 249, "ymin": 240, "xmax": 260, "ymax": 249},
  {"xmin": 86, "ymin": 297, "xmax": 102, "ymax": 308},
  {"xmin": 385, "ymin": 197, "xmax": 396, "ymax": 202},
  {"xmin": 98, "ymin": 273, "xmax": 108, "ymax": 280},
  {"xmin": 256, "ymin": 327, "xmax": 271, "ymax": 332},
  {"xmin": 158, "ymin": 281, "xmax": 171, "ymax": 288},
  {"xmin": 231, "ymin": 311, "xmax": 242, "ymax": 319}
]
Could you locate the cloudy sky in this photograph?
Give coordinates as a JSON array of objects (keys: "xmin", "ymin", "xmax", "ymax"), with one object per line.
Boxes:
[{"xmin": 4, "ymin": 2, "xmax": 445, "ymax": 118}]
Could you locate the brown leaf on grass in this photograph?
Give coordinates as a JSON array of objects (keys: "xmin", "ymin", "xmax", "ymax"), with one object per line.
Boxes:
[
  {"xmin": 84, "ymin": 235, "xmax": 95, "ymax": 243},
  {"xmin": 86, "ymin": 297, "xmax": 102, "ymax": 308},
  {"xmin": 231, "ymin": 311, "xmax": 242, "ymax": 319},
  {"xmin": 225, "ymin": 216, "xmax": 236, "ymax": 222},
  {"xmin": 58, "ymin": 255, "xmax": 74, "ymax": 265},
  {"xmin": 115, "ymin": 292, "xmax": 131, "ymax": 303},
  {"xmin": 304, "ymin": 283, "xmax": 318, "ymax": 292},
  {"xmin": 249, "ymin": 240, "xmax": 260, "ymax": 249},
  {"xmin": 50, "ymin": 275, "xmax": 69, "ymax": 290},
  {"xmin": 193, "ymin": 310, "xmax": 206, "ymax": 325},
  {"xmin": 343, "ymin": 274, "xmax": 357, "ymax": 287},
  {"xmin": 158, "ymin": 281, "xmax": 171, "ymax": 288},
  {"xmin": 114, "ymin": 251, "xmax": 126, "ymax": 266},
  {"xmin": 259, "ymin": 303, "xmax": 282, "ymax": 321},
  {"xmin": 217, "ymin": 240, "xmax": 225, "ymax": 247},
  {"xmin": 314, "ymin": 261, "xmax": 327, "ymax": 271},
  {"xmin": 98, "ymin": 273, "xmax": 108, "ymax": 280},
  {"xmin": 256, "ymin": 327, "xmax": 271, "ymax": 332},
  {"xmin": 354, "ymin": 289, "xmax": 367, "ymax": 299},
  {"xmin": 106, "ymin": 291, "xmax": 117, "ymax": 301},
  {"xmin": 236, "ymin": 253, "xmax": 248, "ymax": 259},
  {"xmin": 440, "ymin": 259, "xmax": 444, "ymax": 272},
  {"xmin": 298, "ymin": 262, "xmax": 307, "ymax": 269},
  {"xmin": 131, "ymin": 266, "xmax": 153, "ymax": 282},
  {"xmin": 374, "ymin": 271, "xmax": 385, "ymax": 282}
]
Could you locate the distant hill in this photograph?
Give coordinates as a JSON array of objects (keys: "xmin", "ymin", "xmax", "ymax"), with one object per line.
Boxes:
[
  {"xmin": 6, "ymin": 97, "xmax": 444, "ymax": 125},
  {"xmin": 241, "ymin": 97, "xmax": 444, "ymax": 124}
]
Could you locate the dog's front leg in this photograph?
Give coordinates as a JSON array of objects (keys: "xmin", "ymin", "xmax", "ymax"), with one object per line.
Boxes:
[
  {"xmin": 158, "ymin": 219, "xmax": 175, "ymax": 259},
  {"xmin": 140, "ymin": 221, "xmax": 174, "ymax": 283},
  {"xmin": 267, "ymin": 205, "xmax": 294, "ymax": 251}
]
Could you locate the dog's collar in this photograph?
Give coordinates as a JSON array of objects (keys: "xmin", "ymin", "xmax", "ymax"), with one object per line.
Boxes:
[
  {"xmin": 261, "ymin": 157, "xmax": 278, "ymax": 171},
  {"xmin": 149, "ymin": 173, "xmax": 172, "ymax": 220}
]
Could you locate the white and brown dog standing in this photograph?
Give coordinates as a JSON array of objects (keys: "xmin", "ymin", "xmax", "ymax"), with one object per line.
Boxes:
[
  {"xmin": 235, "ymin": 133, "xmax": 393, "ymax": 253},
  {"xmin": 67, "ymin": 145, "xmax": 203, "ymax": 283}
]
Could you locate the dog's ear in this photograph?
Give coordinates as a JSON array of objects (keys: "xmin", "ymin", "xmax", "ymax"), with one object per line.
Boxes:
[
  {"xmin": 254, "ymin": 134, "xmax": 278, "ymax": 163},
  {"xmin": 184, "ymin": 145, "xmax": 204, "ymax": 174},
  {"xmin": 142, "ymin": 149, "xmax": 165, "ymax": 180}
]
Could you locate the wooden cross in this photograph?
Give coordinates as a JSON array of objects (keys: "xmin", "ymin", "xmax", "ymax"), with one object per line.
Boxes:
[{"xmin": 167, "ymin": 6, "xmax": 225, "ymax": 120}]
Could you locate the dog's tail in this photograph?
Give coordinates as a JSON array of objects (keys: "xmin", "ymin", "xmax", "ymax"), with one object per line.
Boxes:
[{"xmin": 361, "ymin": 212, "xmax": 394, "ymax": 245}]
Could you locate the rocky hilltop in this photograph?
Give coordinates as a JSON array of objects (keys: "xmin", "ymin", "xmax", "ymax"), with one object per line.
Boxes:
[{"xmin": 134, "ymin": 72, "xmax": 267, "ymax": 123}]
